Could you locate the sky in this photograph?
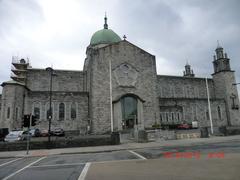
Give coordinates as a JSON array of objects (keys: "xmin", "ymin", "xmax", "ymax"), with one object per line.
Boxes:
[{"xmin": 0, "ymin": 0, "xmax": 240, "ymax": 92}]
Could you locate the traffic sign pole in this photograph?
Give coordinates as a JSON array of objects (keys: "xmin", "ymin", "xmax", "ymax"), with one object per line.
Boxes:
[{"xmin": 26, "ymin": 114, "xmax": 32, "ymax": 155}]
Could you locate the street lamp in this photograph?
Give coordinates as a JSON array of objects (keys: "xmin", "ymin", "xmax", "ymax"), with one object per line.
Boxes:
[{"xmin": 46, "ymin": 67, "xmax": 55, "ymax": 144}]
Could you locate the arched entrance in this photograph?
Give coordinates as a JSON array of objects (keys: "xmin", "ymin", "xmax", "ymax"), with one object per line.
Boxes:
[
  {"xmin": 121, "ymin": 96, "xmax": 137, "ymax": 129},
  {"xmin": 113, "ymin": 94, "xmax": 144, "ymax": 131}
]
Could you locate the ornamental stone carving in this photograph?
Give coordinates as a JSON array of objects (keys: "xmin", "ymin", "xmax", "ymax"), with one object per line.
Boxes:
[{"xmin": 113, "ymin": 63, "xmax": 138, "ymax": 87}]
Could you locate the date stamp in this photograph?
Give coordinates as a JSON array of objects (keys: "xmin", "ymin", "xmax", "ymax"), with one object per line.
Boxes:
[{"xmin": 163, "ymin": 152, "xmax": 224, "ymax": 159}]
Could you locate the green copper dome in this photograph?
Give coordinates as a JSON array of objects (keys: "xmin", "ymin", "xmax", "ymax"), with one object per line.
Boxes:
[{"xmin": 90, "ymin": 16, "xmax": 121, "ymax": 45}]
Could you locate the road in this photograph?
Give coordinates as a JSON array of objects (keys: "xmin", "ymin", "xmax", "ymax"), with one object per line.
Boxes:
[{"xmin": 0, "ymin": 140, "xmax": 239, "ymax": 180}]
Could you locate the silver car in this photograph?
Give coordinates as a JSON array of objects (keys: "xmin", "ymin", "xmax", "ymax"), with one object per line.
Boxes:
[{"xmin": 4, "ymin": 131, "xmax": 24, "ymax": 142}]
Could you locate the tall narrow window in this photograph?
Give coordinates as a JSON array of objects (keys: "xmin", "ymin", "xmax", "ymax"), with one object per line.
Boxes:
[
  {"xmin": 71, "ymin": 103, "xmax": 77, "ymax": 119},
  {"xmin": 206, "ymin": 110, "xmax": 209, "ymax": 120},
  {"xmin": 59, "ymin": 103, "xmax": 65, "ymax": 120},
  {"xmin": 177, "ymin": 113, "xmax": 180, "ymax": 121},
  {"xmin": 16, "ymin": 108, "xmax": 18, "ymax": 120},
  {"xmin": 34, "ymin": 107, "xmax": 40, "ymax": 120},
  {"xmin": 217, "ymin": 106, "xmax": 221, "ymax": 120},
  {"xmin": 7, "ymin": 107, "xmax": 10, "ymax": 119},
  {"xmin": 160, "ymin": 113, "xmax": 163, "ymax": 122}
]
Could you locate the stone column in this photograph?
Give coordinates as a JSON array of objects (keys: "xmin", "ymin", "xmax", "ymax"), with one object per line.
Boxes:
[
  {"xmin": 137, "ymin": 99, "xmax": 144, "ymax": 130},
  {"xmin": 113, "ymin": 101, "xmax": 122, "ymax": 131}
]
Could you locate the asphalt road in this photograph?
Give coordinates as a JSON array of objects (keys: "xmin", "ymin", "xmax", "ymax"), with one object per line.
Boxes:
[{"xmin": 0, "ymin": 140, "xmax": 239, "ymax": 180}]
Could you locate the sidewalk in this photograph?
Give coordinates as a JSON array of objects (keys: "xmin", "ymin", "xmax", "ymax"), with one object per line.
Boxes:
[{"xmin": 0, "ymin": 135, "xmax": 239, "ymax": 158}]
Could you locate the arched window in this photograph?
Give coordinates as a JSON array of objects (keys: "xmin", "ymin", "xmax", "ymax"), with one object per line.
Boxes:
[
  {"xmin": 71, "ymin": 103, "xmax": 77, "ymax": 119},
  {"xmin": 34, "ymin": 107, "xmax": 40, "ymax": 120},
  {"xmin": 7, "ymin": 107, "xmax": 10, "ymax": 119},
  {"xmin": 217, "ymin": 106, "xmax": 221, "ymax": 120},
  {"xmin": 59, "ymin": 103, "xmax": 65, "ymax": 120}
]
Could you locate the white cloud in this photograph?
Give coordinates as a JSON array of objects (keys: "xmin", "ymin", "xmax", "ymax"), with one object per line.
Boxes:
[{"xmin": 0, "ymin": 0, "xmax": 240, "ymax": 93}]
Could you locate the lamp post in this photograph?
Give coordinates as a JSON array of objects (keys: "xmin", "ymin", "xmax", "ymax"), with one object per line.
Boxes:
[
  {"xmin": 205, "ymin": 77, "xmax": 213, "ymax": 134},
  {"xmin": 46, "ymin": 67, "xmax": 54, "ymax": 144}
]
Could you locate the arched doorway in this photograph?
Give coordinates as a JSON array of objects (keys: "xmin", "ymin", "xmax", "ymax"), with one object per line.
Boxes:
[{"xmin": 121, "ymin": 96, "xmax": 137, "ymax": 129}]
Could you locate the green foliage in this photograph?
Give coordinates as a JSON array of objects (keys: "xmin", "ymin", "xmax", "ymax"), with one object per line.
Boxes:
[{"xmin": 152, "ymin": 123, "xmax": 161, "ymax": 129}]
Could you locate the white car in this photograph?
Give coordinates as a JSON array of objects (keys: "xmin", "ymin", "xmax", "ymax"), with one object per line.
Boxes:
[{"xmin": 4, "ymin": 131, "xmax": 24, "ymax": 142}]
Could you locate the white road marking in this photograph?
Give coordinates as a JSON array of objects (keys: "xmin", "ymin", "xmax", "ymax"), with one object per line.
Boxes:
[
  {"xmin": 93, "ymin": 158, "xmax": 143, "ymax": 164},
  {"xmin": 2, "ymin": 156, "xmax": 46, "ymax": 180},
  {"xmin": 31, "ymin": 158, "xmax": 144, "ymax": 168},
  {"xmin": 128, "ymin": 150, "xmax": 147, "ymax": 160},
  {"xmin": 0, "ymin": 158, "xmax": 22, "ymax": 167},
  {"xmin": 78, "ymin": 162, "xmax": 91, "ymax": 180},
  {"xmin": 31, "ymin": 162, "xmax": 86, "ymax": 168}
]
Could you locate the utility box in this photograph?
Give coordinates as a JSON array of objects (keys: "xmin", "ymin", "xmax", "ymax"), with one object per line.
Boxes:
[{"xmin": 192, "ymin": 121, "xmax": 198, "ymax": 128}]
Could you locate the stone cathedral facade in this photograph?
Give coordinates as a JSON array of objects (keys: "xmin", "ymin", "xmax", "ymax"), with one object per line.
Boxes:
[{"xmin": 0, "ymin": 17, "xmax": 240, "ymax": 134}]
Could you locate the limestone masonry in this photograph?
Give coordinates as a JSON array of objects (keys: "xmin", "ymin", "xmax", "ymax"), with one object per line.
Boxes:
[{"xmin": 1, "ymin": 17, "xmax": 240, "ymax": 134}]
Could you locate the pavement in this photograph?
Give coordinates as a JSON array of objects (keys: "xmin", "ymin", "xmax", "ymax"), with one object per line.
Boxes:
[
  {"xmin": 0, "ymin": 134, "xmax": 239, "ymax": 158},
  {"xmin": 86, "ymin": 154, "xmax": 240, "ymax": 180}
]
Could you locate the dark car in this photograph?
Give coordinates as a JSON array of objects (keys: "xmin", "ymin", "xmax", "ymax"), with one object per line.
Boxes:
[{"xmin": 51, "ymin": 128, "xmax": 65, "ymax": 136}]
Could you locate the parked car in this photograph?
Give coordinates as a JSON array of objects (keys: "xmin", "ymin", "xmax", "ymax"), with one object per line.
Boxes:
[
  {"xmin": 30, "ymin": 128, "xmax": 41, "ymax": 137},
  {"xmin": 0, "ymin": 128, "xmax": 9, "ymax": 141},
  {"xmin": 22, "ymin": 131, "xmax": 32, "ymax": 140},
  {"xmin": 41, "ymin": 129, "xmax": 49, "ymax": 137},
  {"xmin": 4, "ymin": 131, "xmax": 24, "ymax": 142},
  {"xmin": 177, "ymin": 124, "xmax": 192, "ymax": 130},
  {"xmin": 51, "ymin": 128, "xmax": 65, "ymax": 136}
]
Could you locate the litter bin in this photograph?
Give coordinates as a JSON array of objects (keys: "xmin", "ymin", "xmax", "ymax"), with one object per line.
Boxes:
[
  {"xmin": 111, "ymin": 132, "xmax": 120, "ymax": 145},
  {"xmin": 200, "ymin": 127, "xmax": 209, "ymax": 138}
]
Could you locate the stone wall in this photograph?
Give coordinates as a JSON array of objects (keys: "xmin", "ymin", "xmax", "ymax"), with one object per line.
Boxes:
[
  {"xmin": 25, "ymin": 91, "xmax": 89, "ymax": 134},
  {"xmin": 156, "ymin": 75, "xmax": 229, "ymax": 127},
  {"xmin": 157, "ymin": 75, "xmax": 215, "ymax": 99},
  {"xmin": 212, "ymin": 71, "xmax": 240, "ymax": 126},
  {"xmin": 0, "ymin": 84, "xmax": 26, "ymax": 130},
  {"xmin": 26, "ymin": 68, "xmax": 85, "ymax": 92},
  {"xmin": 159, "ymin": 98, "xmax": 227, "ymax": 127},
  {"xmin": 88, "ymin": 41, "xmax": 159, "ymax": 134}
]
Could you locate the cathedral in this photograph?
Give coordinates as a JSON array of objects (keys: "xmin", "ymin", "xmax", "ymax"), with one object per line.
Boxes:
[{"xmin": 0, "ymin": 16, "xmax": 240, "ymax": 134}]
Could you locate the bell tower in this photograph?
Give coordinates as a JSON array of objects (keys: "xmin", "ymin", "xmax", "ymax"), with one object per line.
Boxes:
[
  {"xmin": 213, "ymin": 43, "xmax": 231, "ymax": 73},
  {"xmin": 183, "ymin": 62, "xmax": 195, "ymax": 77},
  {"xmin": 212, "ymin": 44, "xmax": 240, "ymax": 126}
]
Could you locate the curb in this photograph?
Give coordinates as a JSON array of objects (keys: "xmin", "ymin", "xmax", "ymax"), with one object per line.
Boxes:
[{"xmin": 0, "ymin": 136, "xmax": 240, "ymax": 159}]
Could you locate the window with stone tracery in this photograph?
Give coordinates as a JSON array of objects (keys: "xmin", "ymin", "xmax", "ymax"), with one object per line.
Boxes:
[
  {"xmin": 59, "ymin": 103, "xmax": 65, "ymax": 120},
  {"xmin": 71, "ymin": 103, "xmax": 77, "ymax": 119}
]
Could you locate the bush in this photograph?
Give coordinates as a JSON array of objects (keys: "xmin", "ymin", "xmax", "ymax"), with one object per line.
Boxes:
[{"xmin": 152, "ymin": 123, "xmax": 161, "ymax": 129}]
